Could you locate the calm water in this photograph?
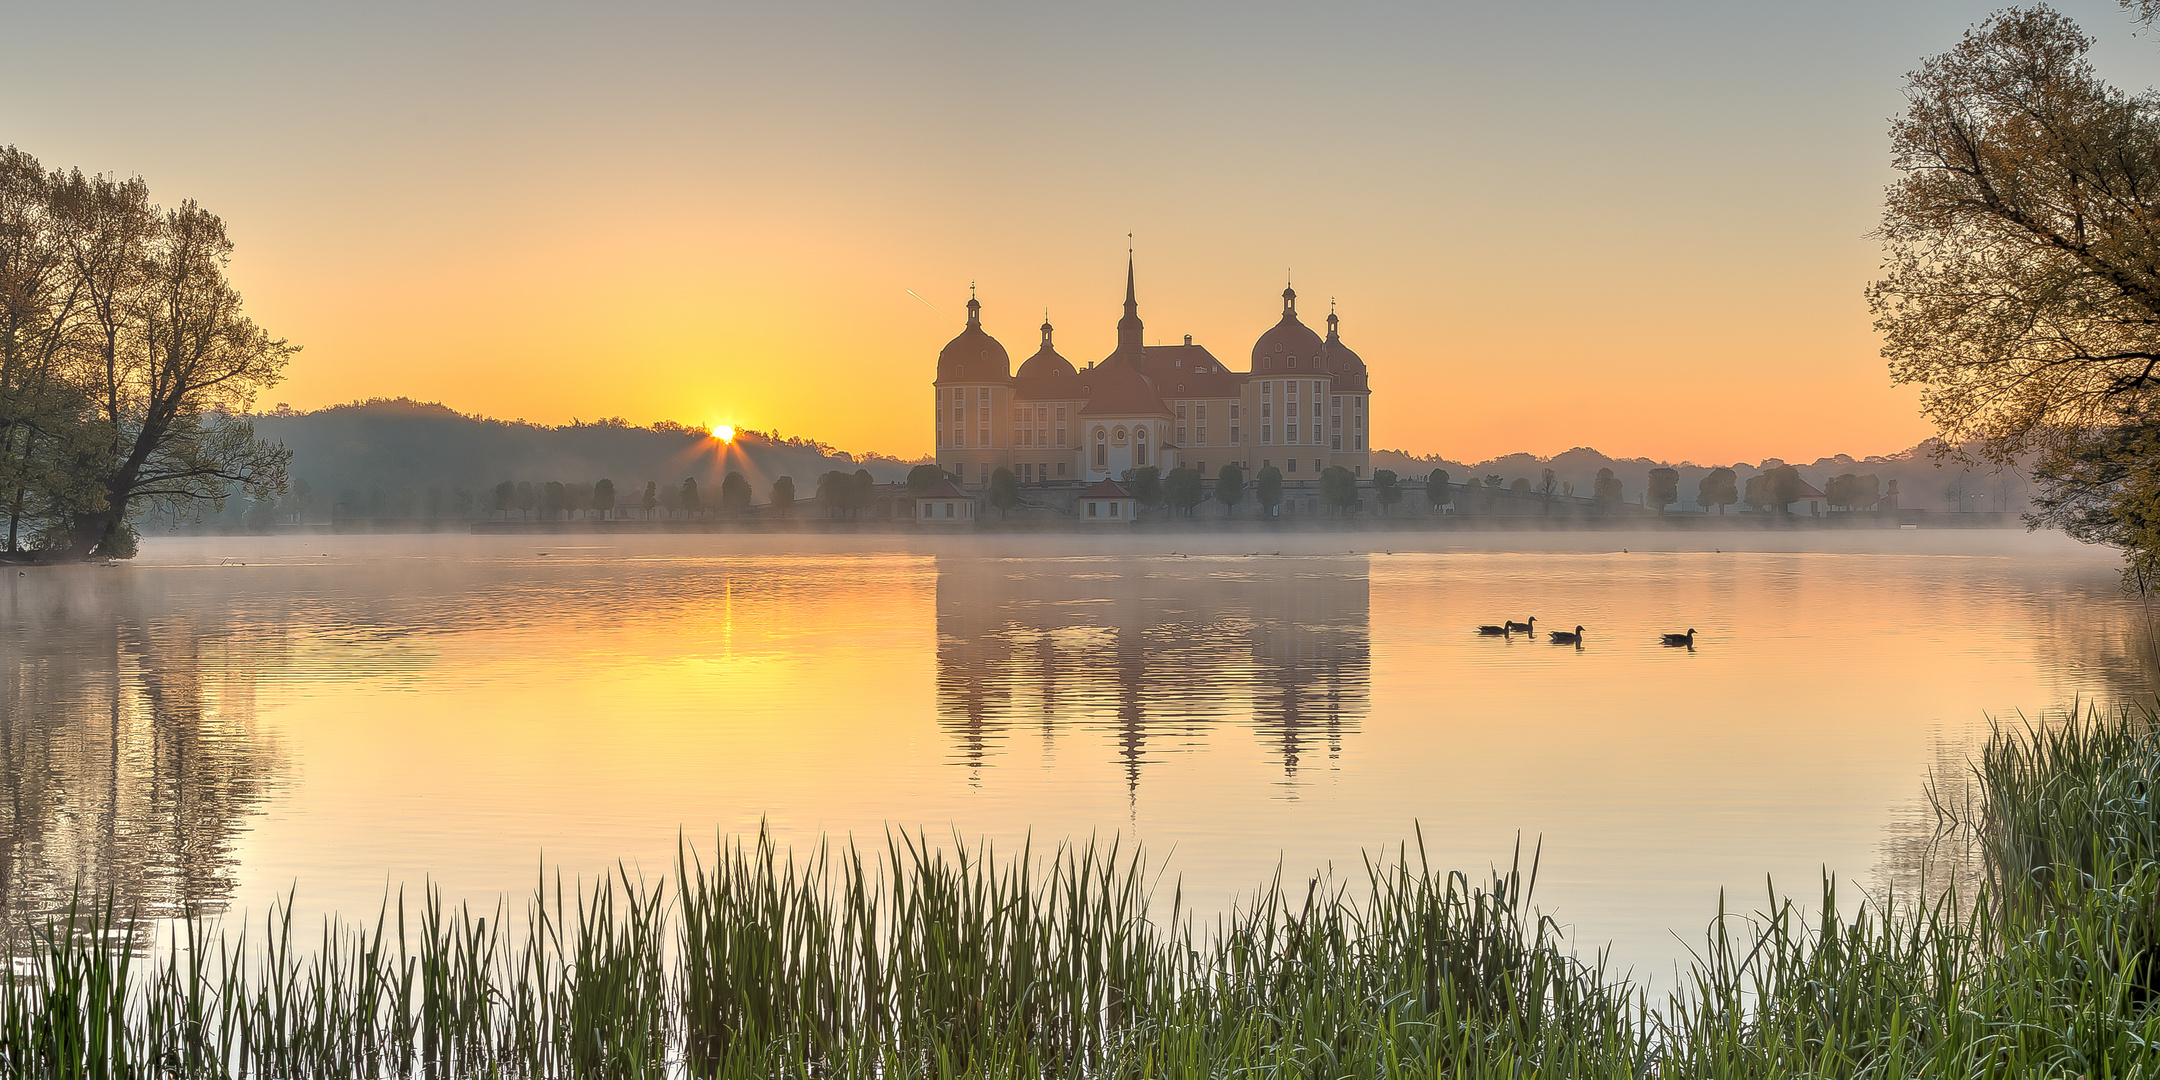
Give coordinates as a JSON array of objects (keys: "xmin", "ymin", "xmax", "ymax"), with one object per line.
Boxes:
[{"xmin": 2, "ymin": 530, "xmax": 2147, "ymax": 981}]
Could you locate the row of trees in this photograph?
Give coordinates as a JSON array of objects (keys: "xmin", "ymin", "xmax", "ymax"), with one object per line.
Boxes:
[
  {"xmin": 1, "ymin": 147, "xmax": 294, "ymax": 558},
  {"xmin": 478, "ymin": 470, "xmax": 880, "ymax": 519}
]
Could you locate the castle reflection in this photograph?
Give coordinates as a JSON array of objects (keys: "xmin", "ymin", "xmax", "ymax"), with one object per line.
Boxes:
[
  {"xmin": 1, "ymin": 583, "xmax": 285, "ymax": 942},
  {"xmin": 935, "ymin": 554, "xmax": 1371, "ymax": 794}
]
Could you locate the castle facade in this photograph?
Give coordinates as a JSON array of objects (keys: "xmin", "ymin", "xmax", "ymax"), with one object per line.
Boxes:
[{"xmin": 933, "ymin": 260, "xmax": 1372, "ymax": 489}]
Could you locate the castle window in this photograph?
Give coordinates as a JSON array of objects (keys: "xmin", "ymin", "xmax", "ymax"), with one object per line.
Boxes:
[
  {"xmin": 1229, "ymin": 404, "xmax": 1238, "ymax": 419},
  {"xmin": 1288, "ymin": 357, "xmax": 1297, "ymax": 368}
]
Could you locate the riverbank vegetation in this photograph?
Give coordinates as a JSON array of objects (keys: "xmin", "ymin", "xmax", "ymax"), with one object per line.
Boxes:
[{"xmin": 7, "ymin": 704, "xmax": 2160, "ymax": 1077}]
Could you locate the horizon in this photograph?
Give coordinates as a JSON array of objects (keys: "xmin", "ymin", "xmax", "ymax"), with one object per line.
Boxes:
[
  {"xmin": 14, "ymin": 1, "xmax": 2160, "ymax": 463},
  {"xmin": 270, "ymin": 394, "xmax": 1975, "ymax": 474}
]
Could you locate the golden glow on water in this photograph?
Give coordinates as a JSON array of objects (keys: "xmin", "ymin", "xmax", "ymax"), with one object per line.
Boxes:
[{"xmin": 0, "ymin": 531, "xmax": 2141, "ymax": 979}]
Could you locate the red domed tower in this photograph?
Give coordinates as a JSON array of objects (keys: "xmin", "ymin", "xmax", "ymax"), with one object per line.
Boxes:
[{"xmin": 932, "ymin": 288, "xmax": 1013, "ymax": 487}]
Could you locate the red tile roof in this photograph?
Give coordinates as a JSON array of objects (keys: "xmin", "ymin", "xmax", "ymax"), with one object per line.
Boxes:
[
  {"xmin": 915, "ymin": 480, "xmax": 970, "ymax": 499},
  {"xmin": 1081, "ymin": 479, "xmax": 1133, "ymax": 498},
  {"xmin": 1078, "ymin": 359, "xmax": 1171, "ymax": 418}
]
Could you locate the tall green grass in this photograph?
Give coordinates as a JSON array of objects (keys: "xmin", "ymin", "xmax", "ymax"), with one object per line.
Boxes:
[{"xmin": 10, "ymin": 703, "xmax": 2160, "ymax": 1077}]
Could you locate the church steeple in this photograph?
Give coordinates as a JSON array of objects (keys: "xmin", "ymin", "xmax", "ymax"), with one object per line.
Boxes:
[
  {"xmin": 1116, "ymin": 253, "xmax": 1143, "ymax": 353},
  {"xmin": 967, "ymin": 281, "xmax": 981, "ymax": 327}
]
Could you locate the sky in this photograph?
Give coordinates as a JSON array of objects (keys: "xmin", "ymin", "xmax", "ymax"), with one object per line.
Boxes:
[{"xmin": 8, "ymin": 0, "xmax": 2160, "ymax": 464}]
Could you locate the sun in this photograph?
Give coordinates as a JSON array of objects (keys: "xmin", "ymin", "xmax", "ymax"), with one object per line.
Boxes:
[{"xmin": 713, "ymin": 424, "xmax": 735, "ymax": 443}]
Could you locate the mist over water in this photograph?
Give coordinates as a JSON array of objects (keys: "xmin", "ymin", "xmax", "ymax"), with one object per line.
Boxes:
[{"xmin": 0, "ymin": 530, "xmax": 2141, "ymax": 981}]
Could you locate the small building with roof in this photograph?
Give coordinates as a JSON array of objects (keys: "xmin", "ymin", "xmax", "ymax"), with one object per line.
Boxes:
[
  {"xmin": 914, "ymin": 479, "xmax": 978, "ymax": 524},
  {"xmin": 1078, "ymin": 479, "xmax": 1136, "ymax": 523}
]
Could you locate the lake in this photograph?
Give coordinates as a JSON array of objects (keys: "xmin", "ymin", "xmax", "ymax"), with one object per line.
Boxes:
[{"xmin": 1, "ymin": 529, "xmax": 2143, "ymax": 983}]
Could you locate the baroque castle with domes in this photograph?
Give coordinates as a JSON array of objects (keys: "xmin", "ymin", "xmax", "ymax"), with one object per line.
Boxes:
[{"xmin": 934, "ymin": 259, "xmax": 1372, "ymax": 500}]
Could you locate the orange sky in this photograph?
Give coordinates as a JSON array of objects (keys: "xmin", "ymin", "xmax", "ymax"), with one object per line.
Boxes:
[{"xmin": 8, "ymin": 0, "xmax": 2160, "ymax": 463}]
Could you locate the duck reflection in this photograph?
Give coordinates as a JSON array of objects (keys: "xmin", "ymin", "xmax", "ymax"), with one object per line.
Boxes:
[
  {"xmin": 935, "ymin": 554, "xmax": 1370, "ymax": 795},
  {"xmin": 0, "ymin": 584, "xmax": 284, "ymax": 944}
]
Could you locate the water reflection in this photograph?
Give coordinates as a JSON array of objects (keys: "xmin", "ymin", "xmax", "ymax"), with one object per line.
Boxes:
[
  {"xmin": 936, "ymin": 555, "xmax": 1369, "ymax": 796},
  {"xmin": 1, "ymin": 583, "xmax": 285, "ymax": 936}
]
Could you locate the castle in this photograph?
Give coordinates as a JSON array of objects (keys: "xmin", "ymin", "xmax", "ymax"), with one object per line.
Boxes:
[{"xmin": 933, "ymin": 260, "xmax": 1372, "ymax": 496}]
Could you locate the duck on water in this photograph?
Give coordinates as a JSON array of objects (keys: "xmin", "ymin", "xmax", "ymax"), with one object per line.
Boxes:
[
  {"xmin": 1550, "ymin": 626, "xmax": 1584, "ymax": 645},
  {"xmin": 1661, "ymin": 628, "xmax": 1697, "ymax": 647}
]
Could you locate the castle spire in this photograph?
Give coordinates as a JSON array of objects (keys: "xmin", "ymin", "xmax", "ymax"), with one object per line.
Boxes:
[
  {"xmin": 1327, "ymin": 298, "xmax": 1339, "ymax": 340},
  {"xmin": 967, "ymin": 281, "xmax": 980, "ymax": 327},
  {"xmin": 1116, "ymin": 247, "xmax": 1144, "ymax": 353}
]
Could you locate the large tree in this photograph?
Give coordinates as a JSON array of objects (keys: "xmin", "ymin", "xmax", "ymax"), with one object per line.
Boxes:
[
  {"xmin": 1319, "ymin": 466, "xmax": 1359, "ymax": 514},
  {"xmin": 1215, "ymin": 462, "xmax": 1245, "ymax": 514},
  {"xmin": 1163, "ymin": 466, "xmax": 1203, "ymax": 516},
  {"xmin": 1872, "ymin": 7, "xmax": 2160, "ymax": 460},
  {"xmin": 1698, "ymin": 467, "xmax": 1738, "ymax": 515},
  {"xmin": 58, "ymin": 182, "xmax": 293, "ymax": 557},
  {"xmin": 1646, "ymin": 467, "xmax": 1679, "ymax": 514}
]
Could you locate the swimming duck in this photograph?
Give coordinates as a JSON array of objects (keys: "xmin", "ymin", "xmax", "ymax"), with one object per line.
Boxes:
[
  {"xmin": 1550, "ymin": 626, "xmax": 1584, "ymax": 645},
  {"xmin": 1661, "ymin": 628, "xmax": 1697, "ymax": 647},
  {"xmin": 1476, "ymin": 624, "xmax": 1510, "ymax": 636},
  {"xmin": 1505, "ymin": 616, "xmax": 1536, "ymax": 635}
]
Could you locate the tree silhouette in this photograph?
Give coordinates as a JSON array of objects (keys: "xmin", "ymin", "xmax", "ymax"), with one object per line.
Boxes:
[
  {"xmin": 1256, "ymin": 465, "xmax": 1284, "ymax": 516},
  {"xmin": 544, "ymin": 481, "xmax": 566, "ymax": 519},
  {"xmin": 1124, "ymin": 465, "xmax": 1163, "ymax": 510},
  {"xmin": 906, "ymin": 463, "xmax": 946, "ymax": 494},
  {"xmin": 1320, "ymin": 466, "xmax": 1359, "ymax": 514},
  {"xmin": 1163, "ymin": 467, "xmax": 1204, "ymax": 515},
  {"xmin": 770, "ymin": 475, "xmax": 795, "ymax": 516},
  {"xmin": 1646, "ymin": 467, "xmax": 1679, "ymax": 514},
  {"xmin": 1592, "ymin": 468, "xmax": 1622, "ymax": 508},
  {"xmin": 1426, "ymin": 469, "xmax": 1451, "ymax": 511},
  {"xmin": 679, "ymin": 476, "xmax": 701, "ymax": 515},
  {"xmin": 1765, "ymin": 464, "xmax": 1805, "ymax": 512},
  {"xmin": 591, "ymin": 478, "xmax": 615, "ymax": 518},
  {"xmin": 1372, "ymin": 469, "xmax": 1401, "ymax": 514},
  {"xmin": 720, "ymin": 470, "xmax": 752, "ymax": 513},
  {"xmin": 1698, "ymin": 467, "xmax": 1738, "ymax": 515},
  {"xmin": 642, "ymin": 480, "xmax": 657, "ymax": 514},
  {"xmin": 493, "ymin": 480, "xmax": 514, "ymax": 515},
  {"xmin": 989, "ymin": 467, "xmax": 1020, "ymax": 516},
  {"xmin": 1215, "ymin": 463, "xmax": 1246, "ymax": 514}
]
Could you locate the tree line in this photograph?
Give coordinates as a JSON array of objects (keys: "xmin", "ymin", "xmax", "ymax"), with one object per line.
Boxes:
[{"xmin": 1, "ymin": 147, "xmax": 293, "ymax": 558}]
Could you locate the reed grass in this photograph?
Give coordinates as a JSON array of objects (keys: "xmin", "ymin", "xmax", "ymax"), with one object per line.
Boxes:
[{"xmin": 10, "ymin": 702, "xmax": 2160, "ymax": 1077}]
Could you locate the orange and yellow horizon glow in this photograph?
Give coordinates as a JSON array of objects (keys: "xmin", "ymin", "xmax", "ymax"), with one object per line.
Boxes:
[{"xmin": 10, "ymin": 1, "xmax": 2160, "ymax": 464}]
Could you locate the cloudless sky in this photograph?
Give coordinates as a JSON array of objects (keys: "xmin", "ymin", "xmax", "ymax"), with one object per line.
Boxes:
[{"xmin": 8, "ymin": 0, "xmax": 2160, "ymax": 462}]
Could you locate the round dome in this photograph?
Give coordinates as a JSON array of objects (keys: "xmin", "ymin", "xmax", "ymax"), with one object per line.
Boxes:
[
  {"xmin": 1016, "ymin": 316, "xmax": 1076, "ymax": 378},
  {"xmin": 1324, "ymin": 311, "xmax": 1369, "ymax": 390},
  {"xmin": 937, "ymin": 297, "xmax": 1011, "ymax": 382},
  {"xmin": 1251, "ymin": 285, "xmax": 1324, "ymax": 370}
]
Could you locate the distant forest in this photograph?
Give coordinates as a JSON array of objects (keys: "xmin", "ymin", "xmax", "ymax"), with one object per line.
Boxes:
[
  {"xmin": 154, "ymin": 399, "xmax": 923, "ymax": 528},
  {"xmin": 156, "ymin": 398, "xmax": 2034, "ymax": 529}
]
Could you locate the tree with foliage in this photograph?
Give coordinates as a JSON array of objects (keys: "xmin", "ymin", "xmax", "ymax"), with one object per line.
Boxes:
[
  {"xmin": 515, "ymin": 481, "xmax": 535, "ymax": 519},
  {"xmin": 852, "ymin": 469, "xmax": 876, "ymax": 517},
  {"xmin": 906, "ymin": 463, "xmax": 946, "ymax": 494},
  {"xmin": 679, "ymin": 476, "xmax": 701, "ymax": 515},
  {"xmin": 1743, "ymin": 473, "xmax": 1769, "ymax": 512},
  {"xmin": 0, "ymin": 158, "xmax": 300, "ymax": 558},
  {"xmin": 1764, "ymin": 464, "xmax": 1806, "ymax": 513},
  {"xmin": 543, "ymin": 481, "xmax": 566, "ymax": 519},
  {"xmin": 1871, "ymin": 8, "xmax": 2160, "ymax": 576},
  {"xmin": 1215, "ymin": 463, "xmax": 1246, "ymax": 514},
  {"xmin": 1592, "ymin": 468, "xmax": 1622, "ymax": 508},
  {"xmin": 1509, "ymin": 477, "xmax": 1530, "ymax": 495},
  {"xmin": 1482, "ymin": 475, "xmax": 1503, "ymax": 512},
  {"xmin": 720, "ymin": 470, "xmax": 752, "ymax": 513},
  {"xmin": 493, "ymin": 480, "xmax": 514, "ymax": 515},
  {"xmin": 1163, "ymin": 467, "xmax": 1204, "ymax": 515},
  {"xmin": 989, "ymin": 467, "xmax": 1020, "ymax": 516},
  {"xmin": 642, "ymin": 481, "xmax": 657, "ymax": 515},
  {"xmin": 770, "ymin": 475, "xmax": 795, "ymax": 516},
  {"xmin": 591, "ymin": 478, "xmax": 615, "ymax": 518},
  {"xmin": 1646, "ymin": 467, "xmax": 1679, "ymax": 514},
  {"xmin": 1372, "ymin": 469, "xmax": 1402, "ymax": 513},
  {"xmin": 1256, "ymin": 465, "xmax": 1284, "ymax": 516},
  {"xmin": 1698, "ymin": 467, "xmax": 1738, "ymax": 515},
  {"xmin": 1320, "ymin": 466, "xmax": 1359, "ymax": 514},
  {"xmin": 1426, "ymin": 469, "xmax": 1451, "ymax": 511},
  {"xmin": 1123, "ymin": 465, "xmax": 1162, "ymax": 511}
]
